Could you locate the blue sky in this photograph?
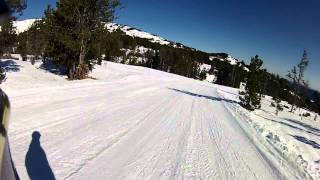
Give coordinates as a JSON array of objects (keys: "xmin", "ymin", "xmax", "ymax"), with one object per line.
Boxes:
[{"xmin": 21, "ymin": 0, "xmax": 320, "ymax": 90}]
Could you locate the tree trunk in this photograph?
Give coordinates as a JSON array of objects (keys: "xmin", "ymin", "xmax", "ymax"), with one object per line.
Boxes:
[
  {"xmin": 290, "ymin": 104, "xmax": 295, "ymax": 112},
  {"xmin": 79, "ymin": 38, "xmax": 85, "ymax": 65}
]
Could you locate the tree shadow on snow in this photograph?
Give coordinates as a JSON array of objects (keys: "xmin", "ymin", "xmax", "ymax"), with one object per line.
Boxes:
[
  {"xmin": 39, "ymin": 60, "xmax": 67, "ymax": 76},
  {"xmin": 0, "ymin": 60, "xmax": 21, "ymax": 72},
  {"xmin": 169, "ymin": 88, "xmax": 237, "ymax": 104},
  {"xmin": 25, "ymin": 131, "xmax": 56, "ymax": 180},
  {"xmin": 291, "ymin": 135, "xmax": 320, "ymax": 149},
  {"xmin": 256, "ymin": 114, "xmax": 320, "ymax": 137},
  {"xmin": 284, "ymin": 118, "xmax": 320, "ymax": 135}
]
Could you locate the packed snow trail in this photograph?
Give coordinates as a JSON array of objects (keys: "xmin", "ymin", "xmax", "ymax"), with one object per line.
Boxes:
[{"xmin": 4, "ymin": 60, "xmax": 283, "ymax": 179}]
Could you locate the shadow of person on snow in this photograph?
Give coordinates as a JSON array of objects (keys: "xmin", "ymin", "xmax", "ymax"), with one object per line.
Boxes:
[{"xmin": 25, "ymin": 131, "xmax": 55, "ymax": 180}]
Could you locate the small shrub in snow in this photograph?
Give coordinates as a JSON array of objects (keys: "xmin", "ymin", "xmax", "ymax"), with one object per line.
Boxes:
[
  {"xmin": 31, "ymin": 58, "xmax": 35, "ymax": 65},
  {"xmin": 199, "ymin": 71, "xmax": 207, "ymax": 81},
  {"xmin": 303, "ymin": 113, "xmax": 311, "ymax": 117},
  {"xmin": 273, "ymin": 97, "xmax": 283, "ymax": 115}
]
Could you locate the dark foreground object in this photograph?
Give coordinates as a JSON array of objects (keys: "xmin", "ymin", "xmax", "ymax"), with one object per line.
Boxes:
[{"xmin": 25, "ymin": 131, "xmax": 55, "ymax": 180}]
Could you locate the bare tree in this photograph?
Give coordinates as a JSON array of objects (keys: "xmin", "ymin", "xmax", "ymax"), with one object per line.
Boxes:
[{"xmin": 287, "ymin": 50, "xmax": 309, "ymax": 112}]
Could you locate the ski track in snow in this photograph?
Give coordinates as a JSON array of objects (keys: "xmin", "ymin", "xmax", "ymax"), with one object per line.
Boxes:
[{"xmin": 4, "ymin": 61, "xmax": 284, "ymax": 180}]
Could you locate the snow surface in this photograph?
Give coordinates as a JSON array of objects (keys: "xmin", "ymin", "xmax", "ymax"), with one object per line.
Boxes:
[
  {"xmin": 199, "ymin": 64, "xmax": 211, "ymax": 72},
  {"xmin": 226, "ymin": 55, "xmax": 238, "ymax": 65},
  {"xmin": 106, "ymin": 23, "xmax": 171, "ymax": 45},
  {"xmin": 205, "ymin": 74, "xmax": 216, "ymax": 83},
  {"xmin": 218, "ymin": 86, "xmax": 320, "ymax": 180},
  {"xmin": 13, "ymin": 19, "xmax": 38, "ymax": 34},
  {"xmin": 209, "ymin": 55, "xmax": 238, "ymax": 65},
  {"xmin": 199, "ymin": 64, "xmax": 217, "ymax": 83},
  {"xmin": 0, "ymin": 59, "xmax": 300, "ymax": 180}
]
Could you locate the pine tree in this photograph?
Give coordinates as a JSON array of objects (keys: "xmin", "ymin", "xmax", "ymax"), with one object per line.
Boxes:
[
  {"xmin": 287, "ymin": 50, "xmax": 309, "ymax": 112},
  {"xmin": 43, "ymin": 0, "xmax": 121, "ymax": 79},
  {"xmin": 240, "ymin": 55, "xmax": 264, "ymax": 111},
  {"xmin": 0, "ymin": 0, "xmax": 27, "ymax": 56},
  {"xmin": 152, "ymin": 50, "xmax": 160, "ymax": 69},
  {"xmin": 0, "ymin": 18, "xmax": 16, "ymax": 56},
  {"xmin": 17, "ymin": 20, "xmax": 48, "ymax": 59}
]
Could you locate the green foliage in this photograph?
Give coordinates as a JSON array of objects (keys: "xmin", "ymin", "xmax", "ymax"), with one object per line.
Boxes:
[
  {"xmin": 17, "ymin": 20, "xmax": 47, "ymax": 58},
  {"xmin": 210, "ymin": 59, "xmax": 247, "ymax": 88},
  {"xmin": 240, "ymin": 55, "xmax": 264, "ymax": 111},
  {"xmin": 0, "ymin": 18, "xmax": 16, "ymax": 56},
  {"xmin": 42, "ymin": 0, "xmax": 121, "ymax": 79}
]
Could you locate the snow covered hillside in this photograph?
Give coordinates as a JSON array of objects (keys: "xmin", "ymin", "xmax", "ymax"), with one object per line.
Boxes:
[
  {"xmin": 107, "ymin": 23, "xmax": 171, "ymax": 45},
  {"xmin": 13, "ymin": 19, "xmax": 39, "ymax": 34},
  {"xmin": 14, "ymin": 19, "xmax": 171, "ymax": 46},
  {"xmin": 218, "ymin": 87, "xmax": 320, "ymax": 180},
  {"xmin": 210, "ymin": 55, "xmax": 238, "ymax": 65},
  {"xmin": 1, "ymin": 59, "xmax": 318, "ymax": 179}
]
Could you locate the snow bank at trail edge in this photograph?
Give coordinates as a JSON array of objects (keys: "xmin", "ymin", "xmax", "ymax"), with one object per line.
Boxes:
[{"xmin": 217, "ymin": 86, "xmax": 320, "ymax": 179}]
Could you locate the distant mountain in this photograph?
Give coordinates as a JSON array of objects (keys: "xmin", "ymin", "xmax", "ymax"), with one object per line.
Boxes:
[
  {"xmin": 13, "ymin": 19, "xmax": 238, "ymax": 65},
  {"xmin": 106, "ymin": 23, "xmax": 171, "ymax": 45},
  {"xmin": 209, "ymin": 53, "xmax": 239, "ymax": 65}
]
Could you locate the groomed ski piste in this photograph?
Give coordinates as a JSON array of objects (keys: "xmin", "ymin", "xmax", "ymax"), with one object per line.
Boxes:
[{"xmin": 1, "ymin": 58, "xmax": 319, "ymax": 179}]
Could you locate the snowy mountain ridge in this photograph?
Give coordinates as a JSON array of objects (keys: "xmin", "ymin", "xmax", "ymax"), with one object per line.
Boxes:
[
  {"xmin": 13, "ymin": 19, "xmax": 239, "ymax": 64},
  {"xmin": 106, "ymin": 23, "xmax": 171, "ymax": 45},
  {"xmin": 13, "ymin": 19, "xmax": 182, "ymax": 47},
  {"xmin": 209, "ymin": 53, "xmax": 239, "ymax": 65}
]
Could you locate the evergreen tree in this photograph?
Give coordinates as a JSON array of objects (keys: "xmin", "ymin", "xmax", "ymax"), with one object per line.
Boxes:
[
  {"xmin": 240, "ymin": 55, "xmax": 264, "ymax": 111},
  {"xmin": 0, "ymin": 0, "xmax": 27, "ymax": 56},
  {"xmin": 287, "ymin": 50, "xmax": 309, "ymax": 112},
  {"xmin": 0, "ymin": 18, "xmax": 16, "ymax": 56},
  {"xmin": 151, "ymin": 50, "xmax": 160, "ymax": 69},
  {"xmin": 17, "ymin": 20, "xmax": 48, "ymax": 59},
  {"xmin": 43, "ymin": 0, "xmax": 121, "ymax": 79}
]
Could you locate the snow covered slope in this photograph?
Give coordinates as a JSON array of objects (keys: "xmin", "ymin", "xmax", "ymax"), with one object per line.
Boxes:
[
  {"xmin": 107, "ymin": 23, "xmax": 171, "ymax": 45},
  {"xmin": 218, "ymin": 86, "xmax": 320, "ymax": 180},
  {"xmin": 13, "ymin": 19, "xmax": 38, "ymax": 34},
  {"xmin": 0, "ymin": 59, "xmax": 299, "ymax": 179}
]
